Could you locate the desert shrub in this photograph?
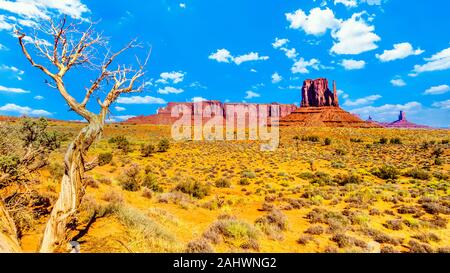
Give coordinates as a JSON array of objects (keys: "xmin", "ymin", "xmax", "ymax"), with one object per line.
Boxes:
[
  {"xmin": 142, "ymin": 187, "xmax": 153, "ymax": 199},
  {"xmin": 333, "ymin": 173, "xmax": 363, "ymax": 186},
  {"xmin": 48, "ymin": 162, "xmax": 65, "ymax": 181},
  {"xmin": 330, "ymin": 161, "xmax": 346, "ymax": 169},
  {"xmin": 421, "ymin": 202, "xmax": 450, "ymax": 215},
  {"xmin": 432, "ymin": 148, "xmax": 444, "ymax": 158},
  {"xmin": 371, "ymin": 165, "xmax": 399, "ymax": 180},
  {"xmin": 324, "ymin": 138, "xmax": 332, "ymax": 146},
  {"xmin": 298, "ymin": 172, "xmax": 315, "ymax": 180},
  {"xmin": 434, "ymin": 158, "xmax": 444, "ymax": 165},
  {"xmin": 331, "ymin": 233, "xmax": 366, "ymax": 249},
  {"xmin": 335, "ymin": 148, "xmax": 347, "ymax": 156},
  {"xmin": 302, "ymin": 135, "xmax": 320, "ymax": 142},
  {"xmin": 405, "ymin": 168, "xmax": 431, "ymax": 180},
  {"xmin": 242, "ymin": 170, "xmax": 256, "ymax": 179},
  {"xmin": 379, "ymin": 137, "xmax": 388, "ymax": 144},
  {"xmin": 84, "ymin": 175, "xmax": 98, "ymax": 188},
  {"xmin": 364, "ymin": 229, "xmax": 401, "ymax": 246},
  {"xmin": 118, "ymin": 163, "xmax": 141, "ymax": 192},
  {"xmin": 186, "ymin": 238, "xmax": 214, "ymax": 253},
  {"xmin": 175, "ymin": 179, "xmax": 210, "ymax": 199},
  {"xmin": 98, "ymin": 152, "xmax": 113, "ymax": 166},
  {"xmin": 433, "ymin": 171, "xmax": 448, "ymax": 181},
  {"xmin": 381, "ymin": 245, "xmax": 398, "ymax": 253},
  {"xmin": 383, "ymin": 219, "xmax": 403, "ymax": 230},
  {"xmin": 140, "ymin": 143, "xmax": 156, "ymax": 157},
  {"xmin": 158, "ymin": 138, "xmax": 170, "ymax": 152},
  {"xmin": 215, "ymin": 177, "xmax": 231, "ymax": 188},
  {"xmin": 255, "ymin": 209, "xmax": 288, "ymax": 240},
  {"xmin": 102, "ymin": 190, "xmax": 124, "ymax": 204},
  {"xmin": 350, "ymin": 138, "xmax": 363, "ymax": 143},
  {"xmin": 304, "ymin": 225, "xmax": 324, "ymax": 235},
  {"xmin": 109, "ymin": 136, "xmax": 131, "ymax": 154},
  {"xmin": 142, "ymin": 173, "xmax": 163, "ymax": 192},
  {"xmin": 239, "ymin": 178, "xmax": 250, "ymax": 185},
  {"xmin": 97, "ymin": 177, "xmax": 112, "ymax": 185},
  {"xmin": 297, "ymin": 234, "xmax": 315, "ymax": 245},
  {"xmin": 0, "ymin": 155, "xmax": 20, "ymax": 176},
  {"xmin": 412, "ymin": 232, "xmax": 440, "ymax": 243},
  {"xmin": 408, "ymin": 240, "xmax": 434, "ymax": 253},
  {"xmin": 390, "ymin": 138, "xmax": 402, "ymax": 144}
]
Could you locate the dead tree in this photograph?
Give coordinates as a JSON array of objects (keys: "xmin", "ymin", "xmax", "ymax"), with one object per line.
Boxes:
[{"xmin": 15, "ymin": 17, "xmax": 149, "ymax": 252}]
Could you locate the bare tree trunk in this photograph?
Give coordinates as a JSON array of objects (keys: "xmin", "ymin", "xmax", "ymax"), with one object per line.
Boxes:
[
  {"xmin": 39, "ymin": 119, "xmax": 103, "ymax": 253},
  {"xmin": 0, "ymin": 199, "xmax": 21, "ymax": 253}
]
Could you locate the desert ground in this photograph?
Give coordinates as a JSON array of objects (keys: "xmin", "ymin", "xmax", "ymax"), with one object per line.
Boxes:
[{"xmin": 2, "ymin": 120, "xmax": 449, "ymax": 253}]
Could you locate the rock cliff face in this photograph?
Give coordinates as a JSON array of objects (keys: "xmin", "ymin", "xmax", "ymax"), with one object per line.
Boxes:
[
  {"xmin": 301, "ymin": 78, "xmax": 339, "ymax": 107},
  {"xmin": 125, "ymin": 101, "xmax": 298, "ymax": 125},
  {"xmin": 280, "ymin": 78, "xmax": 378, "ymax": 128}
]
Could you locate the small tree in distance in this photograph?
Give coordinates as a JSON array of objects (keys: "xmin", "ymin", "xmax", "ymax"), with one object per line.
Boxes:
[{"xmin": 14, "ymin": 16, "xmax": 150, "ymax": 253}]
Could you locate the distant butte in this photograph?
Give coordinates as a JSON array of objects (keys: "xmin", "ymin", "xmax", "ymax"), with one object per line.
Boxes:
[
  {"xmin": 280, "ymin": 78, "xmax": 379, "ymax": 128},
  {"xmin": 367, "ymin": 111, "xmax": 431, "ymax": 129}
]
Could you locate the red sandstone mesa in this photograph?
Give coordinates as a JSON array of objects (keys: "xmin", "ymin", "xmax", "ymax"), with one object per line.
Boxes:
[
  {"xmin": 301, "ymin": 78, "xmax": 339, "ymax": 107},
  {"xmin": 367, "ymin": 111, "xmax": 431, "ymax": 129},
  {"xmin": 124, "ymin": 101, "xmax": 298, "ymax": 125}
]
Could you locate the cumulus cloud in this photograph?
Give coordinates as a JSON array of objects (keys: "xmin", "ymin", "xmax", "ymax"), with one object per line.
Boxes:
[
  {"xmin": 157, "ymin": 71, "xmax": 185, "ymax": 84},
  {"xmin": 424, "ymin": 85, "xmax": 450, "ymax": 95},
  {"xmin": 0, "ymin": 0, "xmax": 90, "ymax": 20},
  {"xmin": 331, "ymin": 13, "xmax": 380, "ymax": 55},
  {"xmin": 391, "ymin": 78, "xmax": 406, "ymax": 87},
  {"xmin": 291, "ymin": 58, "xmax": 320, "ymax": 74},
  {"xmin": 334, "ymin": 0, "xmax": 358, "ymax": 7},
  {"xmin": 157, "ymin": 86, "xmax": 184, "ymax": 94},
  {"xmin": 0, "ymin": 85, "xmax": 30, "ymax": 93},
  {"xmin": 340, "ymin": 59, "xmax": 365, "ymax": 70},
  {"xmin": 285, "ymin": 7, "xmax": 341, "ymax": 36},
  {"xmin": 117, "ymin": 96, "xmax": 167, "ymax": 104},
  {"xmin": 0, "ymin": 103, "xmax": 51, "ymax": 116},
  {"xmin": 114, "ymin": 106, "xmax": 126, "ymax": 111},
  {"xmin": 432, "ymin": 99, "xmax": 450, "ymax": 109},
  {"xmin": 272, "ymin": 38, "xmax": 298, "ymax": 60},
  {"xmin": 179, "ymin": 3, "xmax": 186, "ymax": 8},
  {"xmin": 343, "ymin": 94, "xmax": 382, "ymax": 107},
  {"xmin": 272, "ymin": 38, "xmax": 289, "ymax": 49},
  {"xmin": 209, "ymin": 49, "xmax": 269, "ymax": 65},
  {"xmin": 34, "ymin": 95, "xmax": 44, "ymax": 100},
  {"xmin": 271, "ymin": 72, "xmax": 283, "ymax": 83},
  {"xmin": 376, "ymin": 42, "xmax": 424, "ymax": 62},
  {"xmin": 413, "ymin": 47, "xmax": 450, "ymax": 74},
  {"xmin": 245, "ymin": 91, "xmax": 260, "ymax": 99}
]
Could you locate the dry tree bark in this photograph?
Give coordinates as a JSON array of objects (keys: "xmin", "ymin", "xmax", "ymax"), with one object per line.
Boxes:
[
  {"xmin": 0, "ymin": 199, "xmax": 21, "ymax": 253},
  {"xmin": 15, "ymin": 17, "xmax": 149, "ymax": 253}
]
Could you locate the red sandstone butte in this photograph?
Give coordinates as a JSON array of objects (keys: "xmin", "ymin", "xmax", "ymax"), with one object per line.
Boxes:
[
  {"xmin": 280, "ymin": 78, "xmax": 379, "ymax": 128},
  {"xmin": 124, "ymin": 101, "xmax": 298, "ymax": 125},
  {"xmin": 385, "ymin": 111, "xmax": 430, "ymax": 129}
]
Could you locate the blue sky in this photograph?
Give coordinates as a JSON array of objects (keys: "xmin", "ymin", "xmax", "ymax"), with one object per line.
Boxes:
[{"xmin": 0, "ymin": 0, "xmax": 449, "ymax": 127}]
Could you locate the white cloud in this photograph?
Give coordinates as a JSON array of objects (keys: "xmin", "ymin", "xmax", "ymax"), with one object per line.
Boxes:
[
  {"xmin": 0, "ymin": 85, "xmax": 30, "ymax": 93},
  {"xmin": 413, "ymin": 47, "xmax": 450, "ymax": 74},
  {"xmin": 350, "ymin": 101, "xmax": 422, "ymax": 120},
  {"xmin": 361, "ymin": 0, "xmax": 382, "ymax": 5},
  {"xmin": 286, "ymin": 7, "xmax": 341, "ymax": 36},
  {"xmin": 233, "ymin": 52, "xmax": 269, "ymax": 65},
  {"xmin": 117, "ymin": 96, "xmax": 167, "ymax": 104},
  {"xmin": 157, "ymin": 86, "xmax": 184, "ymax": 94},
  {"xmin": 245, "ymin": 91, "xmax": 260, "ymax": 99},
  {"xmin": 0, "ymin": 65, "xmax": 24, "ymax": 80},
  {"xmin": 34, "ymin": 95, "xmax": 44, "ymax": 100},
  {"xmin": 334, "ymin": 0, "xmax": 358, "ymax": 8},
  {"xmin": 424, "ymin": 85, "xmax": 450, "ymax": 95},
  {"xmin": 209, "ymin": 49, "xmax": 233, "ymax": 63},
  {"xmin": 331, "ymin": 12, "xmax": 380, "ymax": 55},
  {"xmin": 209, "ymin": 49, "xmax": 269, "ymax": 65},
  {"xmin": 158, "ymin": 71, "xmax": 185, "ymax": 84},
  {"xmin": 0, "ymin": 103, "xmax": 51, "ymax": 116},
  {"xmin": 189, "ymin": 81, "xmax": 207, "ymax": 89},
  {"xmin": 191, "ymin": 97, "xmax": 207, "ymax": 102},
  {"xmin": 291, "ymin": 58, "xmax": 320, "ymax": 74},
  {"xmin": 390, "ymin": 78, "xmax": 406, "ymax": 87},
  {"xmin": 0, "ymin": 0, "xmax": 90, "ymax": 20},
  {"xmin": 343, "ymin": 94, "xmax": 382, "ymax": 107},
  {"xmin": 250, "ymin": 68, "xmax": 257, "ymax": 73},
  {"xmin": 179, "ymin": 3, "xmax": 186, "ymax": 8},
  {"xmin": 114, "ymin": 115, "xmax": 135, "ymax": 121},
  {"xmin": 432, "ymin": 99, "xmax": 450, "ymax": 109},
  {"xmin": 376, "ymin": 42, "xmax": 424, "ymax": 62},
  {"xmin": 114, "ymin": 106, "xmax": 126, "ymax": 111},
  {"xmin": 340, "ymin": 59, "xmax": 365, "ymax": 70},
  {"xmin": 272, "ymin": 38, "xmax": 289, "ymax": 49},
  {"xmin": 271, "ymin": 72, "xmax": 282, "ymax": 83}
]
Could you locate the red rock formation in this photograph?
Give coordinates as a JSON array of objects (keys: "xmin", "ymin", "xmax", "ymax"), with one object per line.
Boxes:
[
  {"xmin": 124, "ymin": 101, "xmax": 298, "ymax": 125},
  {"xmin": 301, "ymin": 78, "xmax": 339, "ymax": 107},
  {"xmin": 281, "ymin": 78, "xmax": 378, "ymax": 128},
  {"xmin": 386, "ymin": 111, "xmax": 430, "ymax": 129}
]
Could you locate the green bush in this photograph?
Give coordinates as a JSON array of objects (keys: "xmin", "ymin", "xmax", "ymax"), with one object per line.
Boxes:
[
  {"xmin": 242, "ymin": 170, "xmax": 256, "ymax": 179},
  {"xmin": 405, "ymin": 168, "xmax": 431, "ymax": 180},
  {"xmin": 98, "ymin": 152, "xmax": 113, "ymax": 166},
  {"xmin": 333, "ymin": 173, "xmax": 363, "ymax": 186},
  {"xmin": 379, "ymin": 137, "xmax": 388, "ymax": 144},
  {"xmin": 140, "ymin": 143, "xmax": 156, "ymax": 157},
  {"xmin": 215, "ymin": 178, "xmax": 231, "ymax": 188},
  {"xmin": 390, "ymin": 138, "xmax": 402, "ymax": 144},
  {"xmin": 372, "ymin": 165, "xmax": 399, "ymax": 180},
  {"xmin": 158, "ymin": 138, "xmax": 170, "ymax": 152},
  {"xmin": 302, "ymin": 135, "xmax": 320, "ymax": 142},
  {"xmin": 118, "ymin": 164, "xmax": 141, "ymax": 191},
  {"xmin": 324, "ymin": 138, "xmax": 332, "ymax": 146},
  {"xmin": 142, "ymin": 173, "xmax": 163, "ymax": 192},
  {"xmin": 109, "ymin": 136, "xmax": 131, "ymax": 154},
  {"xmin": 0, "ymin": 155, "xmax": 20, "ymax": 176},
  {"xmin": 239, "ymin": 178, "xmax": 250, "ymax": 185},
  {"xmin": 175, "ymin": 179, "xmax": 210, "ymax": 199}
]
